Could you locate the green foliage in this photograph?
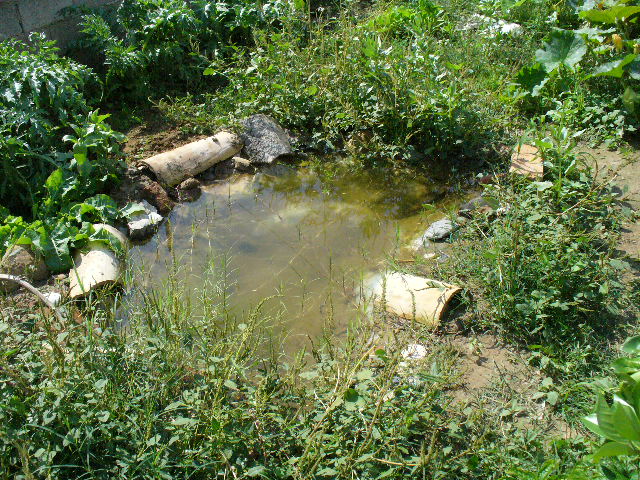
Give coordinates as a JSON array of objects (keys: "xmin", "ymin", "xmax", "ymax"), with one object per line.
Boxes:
[
  {"xmin": 514, "ymin": 0, "xmax": 640, "ymax": 145},
  {"xmin": 443, "ymin": 128, "xmax": 628, "ymax": 361},
  {"xmin": 0, "ymin": 35, "xmax": 128, "ymax": 270},
  {"xmin": 535, "ymin": 29, "xmax": 587, "ymax": 73},
  {"xmin": 76, "ymin": 0, "xmax": 281, "ymax": 101},
  {"xmin": 0, "ymin": 195, "xmax": 131, "ymax": 272},
  {"xmin": 582, "ymin": 335, "xmax": 640, "ymax": 479},
  {"xmin": 162, "ymin": 3, "xmax": 502, "ymax": 167},
  {"xmin": 362, "ymin": 0, "xmax": 447, "ymax": 37},
  {"xmin": 0, "ymin": 34, "xmax": 122, "ymax": 218}
]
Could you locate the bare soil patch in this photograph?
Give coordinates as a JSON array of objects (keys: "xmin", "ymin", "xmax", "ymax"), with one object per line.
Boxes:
[
  {"xmin": 123, "ymin": 118, "xmax": 206, "ymax": 164},
  {"xmin": 447, "ymin": 333, "xmax": 576, "ymax": 437},
  {"xmin": 581, "ymin": 146, "xmax": 640, "ymax": 281}
]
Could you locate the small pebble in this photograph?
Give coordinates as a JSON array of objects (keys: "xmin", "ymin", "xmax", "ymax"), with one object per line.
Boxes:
[
  {"xmin": 178, "ymin": 177, "xmax": 200, "ymax": 191},
  {"xmin": 402, "ymin": 344, "xmax": 428, "ymax": 360},
  {"xmin": 44, "ymin": 292, "xmax": 62, "ymax": 307}
]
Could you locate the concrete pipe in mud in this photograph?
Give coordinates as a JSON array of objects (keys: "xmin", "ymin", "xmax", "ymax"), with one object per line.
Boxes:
[
  {"xmin": 367, "ymin": 273, "xmax": 461, "ymax": 328},
  {"xmin": 138, "ymin": 131, "xmax": 243, "ymax": 187},
  {"xmin": 69, "ymin": 224, "xmax": 129, "ymax": 299}
]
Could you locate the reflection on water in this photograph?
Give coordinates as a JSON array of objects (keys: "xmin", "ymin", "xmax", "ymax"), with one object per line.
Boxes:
[{"xmin": 126, "ymin": 167, "xmax": 454, "ymax": 349}]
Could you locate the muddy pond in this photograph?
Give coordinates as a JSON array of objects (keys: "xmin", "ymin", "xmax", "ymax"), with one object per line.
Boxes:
[{"xmin": 126, "ymin": 166, "xmax": 461, "ymax": 350}]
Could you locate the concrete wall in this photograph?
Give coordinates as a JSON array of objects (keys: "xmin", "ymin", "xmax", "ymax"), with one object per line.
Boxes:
[{"xmin": 0, "ymin": 0, "xmax": 119, "ymax": 49}]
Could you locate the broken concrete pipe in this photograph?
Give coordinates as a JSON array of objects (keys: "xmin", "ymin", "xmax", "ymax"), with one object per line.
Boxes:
[
  {"xmin": 69, "ymin": 224, "xmax": 129, "ymax": 299},
  {"xmin": 137, "ymin": 131, "xmax": 243, "ymax": 187},
  {"xmin": 367, "ymin": 272, "xmax": 461, "ymax": 328}
]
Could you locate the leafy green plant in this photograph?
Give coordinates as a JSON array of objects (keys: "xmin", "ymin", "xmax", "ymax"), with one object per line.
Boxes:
[
  {"xmin": 0, "ymin": 34, "xmax": 129, "ymax": 270},
  {"xmin": 76, "ymin": 0, "xmax": 281, "ymax": 101},
  {"xmin": 0, "ymin": 195, "xmax": 132, "ymax": 272},
  {"xmin": 511, "ymin": 0, "xmax": 640, "ymax": 144},
  {"xmin": 441, "ymin": 127, "xmax": 628, "ymax": 362},
  {"xmin": 582, "ymin": 335, "xmax": 640, "ymax": 479},
  {"xmin": 0, "ymin": 34, "xmax": 119, "ymax": 217},
  {"xmin": 186, "ymin": 4, "xmax": 489, "ymax": 167},
  {"xmin": 362, "ymin": 0, "xmax": 448, "ymax": 37}
]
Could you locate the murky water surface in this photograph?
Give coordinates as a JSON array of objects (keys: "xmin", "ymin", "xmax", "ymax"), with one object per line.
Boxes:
[{"xmin": 129, "ymin": 166, "xmax": 456, "ymax": 348}]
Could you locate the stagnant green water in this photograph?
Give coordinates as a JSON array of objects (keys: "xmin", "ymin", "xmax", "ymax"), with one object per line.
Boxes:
[{"xmin": 127, "ymin": 166, "xmax": 459, "ymax": 349}]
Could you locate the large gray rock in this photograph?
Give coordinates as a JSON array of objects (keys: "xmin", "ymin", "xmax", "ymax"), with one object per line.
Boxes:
[
  {"xmin": 0, "ymin": 245, "xmax": 49, "ymax": 292},
  {"xmin": 458, "ymin": 196, "xmax": 494, "ymax": 217},
  {"xmin": 412, "ymin": 219, "xmax": 455, "ymax": 248},
  {"xmin": 240, "ymin": 114, "xmax": 293, "ymax": 165},
  {"xmin": 425, "ymin": 219, "xmax": 454, "ymax": 240},
  {"xmin": 127, "ymin": 200, "xmax": 163, "ymax": 241}
]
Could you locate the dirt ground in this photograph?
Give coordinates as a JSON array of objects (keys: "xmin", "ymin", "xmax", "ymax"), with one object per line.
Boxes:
[
  {"xmin": 123, "ymin": 119, "xmax": 207, "ymax": 164},
  {"xmin": 582, "ymin": 147, "xmax": 640, "ymax": 269}
]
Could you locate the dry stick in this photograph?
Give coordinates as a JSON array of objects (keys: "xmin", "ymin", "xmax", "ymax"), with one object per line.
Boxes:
[{"xmin": 0, "ymin": 274, "xmax": 63, "ymax": 322}]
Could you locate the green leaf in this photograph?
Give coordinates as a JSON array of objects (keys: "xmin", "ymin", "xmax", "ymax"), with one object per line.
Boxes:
[
  {"xmin": 533, "ymin": 181, "xmax": 554, "ymax": 191},
  {"xmin": 299, "ymin": 370, "xmax": 319, "ymax": 380},
  {"xmin": 317, "ymin": 467, "xmax": 338, "ymax": 476},
  {"xmin": 611, "ymin": 395, "xmax": 640, "ymax": 441},
  {"xmin": 356, "ymin": 369, "xmax": 373, "ymax": 381},
  {"xmin": 535, "ymin": 30, "xmax": 586, "ymax": 73},
  {"xmin": 613, "ymin": 357, "xmax": 640, "ymax": 375},
  {"xmin": 96, "ymin": 411, "xmax": 110, "ymax": 422},
  {"xmin": 546, "ymin": 391, "xmax": 559, "ymax": 406},
  {"xmin": 94, "ymin": 379, "xmax": 108, "ymax": 390},
  {"xmin": 246, "ymin": 465, "xmax": 265, "ymax": 477},
  {"xmin": 89, "ymin": 224, "xmax": 125, "ymax": 256},
  {"xmin": 595, "ymin": 394, "xmax": 629, "ymax": 443},
  {"xmin": 120, "ymin": 202, "xmax": 147, "ymax": 219},
  {"xmin": 45, "ymin": 168, "xmax": 64, "ymax": 193},
  {"xmin": 344, "ymin": 387, "xmax": 363, "ymax": 410},
  {"xmin": 83, "ymin": 194, "xmax": 119, "ymax": 220},
  {"xmin": 582, "ymin": 413, "xmax": 607, "ymax": 438},
  {"xmin": 39, "ymin": 223, "xmax": 75, "ymax": 272},
  {"xmin": 573, "ymin": 26, "xmax": 615, "ymax": 42},
  {"xmin": 590, "ymin": 54, "xmax": 637, "ymax": 78},
  {"xmin": 515, "ymin": 63, "xmax": 549, "ymax": 97},
  {"xmin": 580, "ymin": 6, "xmax": 640, "ymax": 24},
  {"xmin": 622, "ymin": 86, "xmax": 640, "ymax": 116},
  {"xmin": 622, "ymin": 336, "xmax": 640, "ymax": 355},
  {"xmin": 592, "ymin": 441, "xmax": 637, "ymax": 461},
  {"xmin": 172, "ymin": 416, "xmax": 197, "ymax": 426}
]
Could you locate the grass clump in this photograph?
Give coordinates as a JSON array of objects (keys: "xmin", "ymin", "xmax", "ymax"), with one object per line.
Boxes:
[
  {"xmin": 0, "ymin": 273, "xmax": 598, "ymax": 479},
  {"xmin": 424, "ymin": 126, "xmax": 636, "ymax": 424}
]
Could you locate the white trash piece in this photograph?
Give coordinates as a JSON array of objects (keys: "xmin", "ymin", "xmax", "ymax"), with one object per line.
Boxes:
[{"xmin": 127, "ymin": 200, "xmax": 163, "ymax": 240}]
